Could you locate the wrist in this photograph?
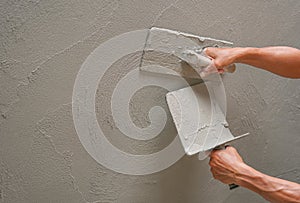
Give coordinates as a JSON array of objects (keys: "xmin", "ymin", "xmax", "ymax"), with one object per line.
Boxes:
[
  {"xmin": 235, "ymin": 163, "xmax": 269, "ymax": 193},
  {"xmin": 234, "ymin": 163, "xmax": 262, "ymax": 186},
  {"xmin": 233, "ymin": 47, "xmax": 259, "ymax": 64}
]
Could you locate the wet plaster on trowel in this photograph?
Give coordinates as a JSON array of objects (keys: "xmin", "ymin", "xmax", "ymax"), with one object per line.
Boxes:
[
  {"xmin": 1, "ymin": 0, "xmax": 300, "ymax": 202},
  {"xmin": 166, "ymin": 83, "xmax": 246, "ymax": 157}
]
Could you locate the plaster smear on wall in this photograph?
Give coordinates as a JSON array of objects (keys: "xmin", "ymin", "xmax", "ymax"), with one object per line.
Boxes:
[{"xmin": 1, "ymin": 0, "xmax": 300, "ymax": 202}]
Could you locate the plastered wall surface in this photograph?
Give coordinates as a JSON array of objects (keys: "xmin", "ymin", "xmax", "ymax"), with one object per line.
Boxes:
[{"xmin": 1, "ymin": 0, "xmax": 300, "ymax": 202}]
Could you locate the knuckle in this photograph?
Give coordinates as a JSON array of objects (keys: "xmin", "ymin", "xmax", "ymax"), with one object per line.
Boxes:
[
  {"xmin": 214, "ymin": 60, "xmax": 222, "ymax": 68},
  {"xmin": 228, "ymin": 145, "xmax": 236, "ymax": 151},
  {"xmin": 214, "ymin": 152, "xmax": 221, "ymax": 159},
  {"xmin": 226, "ymin": 145, "xmax": 233, "ymax": 150},
  {"xmin": 205, "ymin": 47, "xmax": 211, "ymax": 54},
  {"xmin": 212, "ymin": 149, "xmax": 220, "ymax": 156}
]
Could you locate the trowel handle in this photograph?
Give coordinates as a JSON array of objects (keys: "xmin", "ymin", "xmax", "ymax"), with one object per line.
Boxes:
[{"xmin": 229, "ymin": 183, "xmax": 239, "ymax": 190}]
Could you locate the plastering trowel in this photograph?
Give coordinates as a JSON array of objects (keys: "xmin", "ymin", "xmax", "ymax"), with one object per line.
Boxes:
[
  {"xmin": 166, "ymin": 83, "xmax": 249, "ymax": 190},
  {"xmin": 139, "ymin": 27, "xmax": 249, "ymax": 190},
  {"xmin": 139, "ymin": 27, "xmax": 236, "ymax": 79}
]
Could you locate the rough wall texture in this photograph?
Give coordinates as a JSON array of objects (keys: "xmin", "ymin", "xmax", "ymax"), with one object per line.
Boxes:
[{"xmin": 1, "ymin": 0, "xmax": 300, "ymax": 202}]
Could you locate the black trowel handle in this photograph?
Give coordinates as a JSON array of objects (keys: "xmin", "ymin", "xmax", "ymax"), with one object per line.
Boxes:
[
  {"xmin": 229, "ymin": 183, "xmax": 239, "ymax": 190},
  {"xmin": 214, "ymin": 145, "xmax": 239, "ymax": 190}
]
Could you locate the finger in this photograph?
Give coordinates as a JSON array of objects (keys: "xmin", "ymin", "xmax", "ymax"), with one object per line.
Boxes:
[
  {"xmin": 224, "ymin": 144, "xmax": 231, "ymax": 149},
  {"xmin": 211, "ymin": 172, "xmax": 218, "ymax": 179},
  {"xmin": 210, "ymin": 151, "xmax": 221, "ymax": 160},
  {"xmin": 210, "ymin": 149, "xmax": 218, "ymax": 157},
  {"xmin": 204, "ymin": 47, "xmax": 217, "ymax": 59},
  {"xmin": 209, "ymin": 159, "xmax": 213, "ymax": 166},
  {"xmin": 225, "ymin": 145, "xmax": 236, "ymax": 151},
  {"xmin": 218, "ymin": 69, "xmax": 224, "ymax": 74}
]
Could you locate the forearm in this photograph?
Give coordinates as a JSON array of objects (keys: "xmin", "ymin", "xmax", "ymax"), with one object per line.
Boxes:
[
  {"xmin": 232, "ymin": 46, "xmax": 300, "ymax": 78},
  {"xmin": 235, "ymin": 164, "xmax": 300, "ymax": 203}
]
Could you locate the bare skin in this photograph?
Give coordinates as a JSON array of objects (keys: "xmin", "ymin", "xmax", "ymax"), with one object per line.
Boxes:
[
  {"xmin": 210, "ymin": 147, "xmax": 300, "ymax": 203},
  {"xmin": 206, "ymin": 46, "xmax": 300, "ymax": 78},
  {"xmin": 206, "ymin": 46, "xmax": 300, "ymax": 203}
]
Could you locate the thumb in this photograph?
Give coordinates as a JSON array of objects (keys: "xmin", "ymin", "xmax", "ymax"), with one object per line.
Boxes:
[{"xmin": 204, "ymin": 47, "xmax": 218, "ymax": 59}]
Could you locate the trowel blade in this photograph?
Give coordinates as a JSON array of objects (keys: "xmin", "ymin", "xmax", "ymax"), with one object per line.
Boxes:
[{"xmin": 166, "ymin": 83, "xmax": 249, "ymax": 156}]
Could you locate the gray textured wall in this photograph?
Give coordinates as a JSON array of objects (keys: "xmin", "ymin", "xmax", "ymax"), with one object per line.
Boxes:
[{"xmin": 1, "ymin": 0, "xmax": 299, "ymax": 202}]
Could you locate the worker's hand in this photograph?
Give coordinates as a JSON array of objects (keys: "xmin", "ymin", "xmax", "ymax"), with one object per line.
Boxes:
[
  {"xmin": 205, "ymin": 47, "xmax": 239, "ymax": 72},
  {"xmin": 209, "ymin": 146, "xmax": 246, "ymax": 185}
]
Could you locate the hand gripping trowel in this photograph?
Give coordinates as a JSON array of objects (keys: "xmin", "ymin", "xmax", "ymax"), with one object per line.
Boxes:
[{"xmin": 139, "ymin": 27, "xmax": 249, "ymax": 190}]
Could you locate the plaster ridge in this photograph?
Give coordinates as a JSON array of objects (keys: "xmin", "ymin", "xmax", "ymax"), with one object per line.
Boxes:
[
  {"xmin": 151, "ymin": 0, "xmax": 180, "ymax": 27},
  {"xmin": 35, "ymin": 116, "xmax": 90, "ymax": 203}
]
